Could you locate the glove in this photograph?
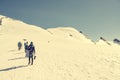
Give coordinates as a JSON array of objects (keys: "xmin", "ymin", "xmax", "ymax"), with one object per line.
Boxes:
[{"xmin": 34, "ymin": 56, "xmax": 36, "ymax": 60}]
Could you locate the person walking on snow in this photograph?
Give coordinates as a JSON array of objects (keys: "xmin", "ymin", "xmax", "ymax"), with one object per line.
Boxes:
[
  {"xmin": 18, "ymin": 41, "xmax": 22, "ymax": 50},
  {"xmin": 28, "ymin": 42, "xmax": 36, "ymax": 65},
  {"xmin": 24, "ymin": 41, "xmax": 29, "ymax": 57}
]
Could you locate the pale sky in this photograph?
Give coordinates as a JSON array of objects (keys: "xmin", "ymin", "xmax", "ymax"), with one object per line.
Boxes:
[{"xmin": 0, "ymin": 0, "xmax": 120, "ymax": 41}]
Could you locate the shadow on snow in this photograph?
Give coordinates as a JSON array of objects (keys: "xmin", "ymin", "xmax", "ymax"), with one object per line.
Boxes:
[
  {"xmin": 0, "ymin": 65, "xmax": 28, "ymax": 72},
  {"xmin": 8, "ymin": 57, "xmax": 26, "ymax": 61}
]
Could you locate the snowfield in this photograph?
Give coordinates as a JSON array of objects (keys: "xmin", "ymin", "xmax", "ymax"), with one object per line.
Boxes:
[{"xmin": 0, "ymin": 15, "xmax": 120, "ymax": 80}]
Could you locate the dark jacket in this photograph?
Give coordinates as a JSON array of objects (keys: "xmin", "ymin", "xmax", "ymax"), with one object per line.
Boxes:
[{"xmin": 28, "ymin": 44, "xmax": 35, "ymax": 55}]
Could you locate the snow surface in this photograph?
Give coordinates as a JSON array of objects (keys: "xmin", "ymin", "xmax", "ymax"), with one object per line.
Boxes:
[{"xmin": 0, "ymin": 15, "xmax": 120, "ymax": 80}]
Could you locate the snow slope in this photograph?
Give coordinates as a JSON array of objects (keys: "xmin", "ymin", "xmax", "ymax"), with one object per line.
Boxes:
[{"xmin": 0, "ymin": 15, "xmax": 120, "ymax": 80}]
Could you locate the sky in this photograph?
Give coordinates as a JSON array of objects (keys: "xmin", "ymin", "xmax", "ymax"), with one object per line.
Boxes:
[{"xmin": 0, "ymin": 0, "xmax": 120, "ymax": 41}]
